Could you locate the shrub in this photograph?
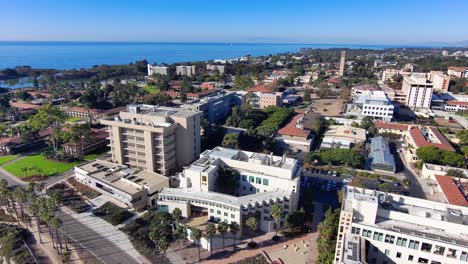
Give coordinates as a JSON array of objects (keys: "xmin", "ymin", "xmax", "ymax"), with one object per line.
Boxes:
[{"xmin": 93, "ymin": 202, "xmax": 134, "ymax": 226}]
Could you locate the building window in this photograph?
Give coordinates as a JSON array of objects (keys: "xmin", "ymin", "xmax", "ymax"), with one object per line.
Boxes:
[
  {"xmin": 351, "ymin": 227, "xmax": 361, "ymax": 235},
  {"xmin": 417, "ymin": 258, "xmax": 428, "ymax": 264},
  {"xmin": 210, "ymin": 209, "xmax": 214, "ymax": 213},
  {"xmin": 224, "ymin": 212, "xmax": 228, "ymax": 216},
  {"xmin": 396, "ymin": 237, "xmax": 407, "ymax": 247},
  {"xmin": 461, "ymin": 251, "xmax": 468, "ymax": 261},
  {"xmin": 384, "ymin": 234, "xmax": 395, "ymax": 244},
  {"xmin": 242, "ymin": 175, "xmax": 247, "ymax": 181},
  {"xmin": 249, "ymin": 176, "xmax": 254, "ymax": 183},
  {"xmin": 231, "ymin": 214, "xmax": 235, "ymax": 219},
  {"xmin": 202, "ymin": 176, "xmax": 207, "ymax": 182},
  {"xmin": 447, "ymin": 248, "xmax": 457, "ymax": 258},
  {"xmin": 263, "ymin": 179, "xmax": 269, "ymax": 186},
  {"xmin": 217, "ymin": 210, "xmax": 221, "ymax": 215},
  {"xmin": 362, "ymin": 229, "xmax": 372, "ymax": 238},
  {"xmin": 256, "ymin": 177, "xmax": 262, "ymax": 184},
  {"xmin": 421, "ymin": 242, "xmax": 432, "ymax": 252},
  {"xmin": 385, "ymin": 249, "xmax": 390, "ymax": 256},
  {"xmin": 408, "ymin": 240, "xmax": 419, "ymax": 250},
  {"xmin": 433, "ymin": 245, "xmax": 445, "ymax": 255},
  {"xmin": 373, "ymin": 232, "xmax": 383, "ymax": 241},
  {"xmin": 396, "ymin": 252, "xmax": 401, "ymax": 258}
]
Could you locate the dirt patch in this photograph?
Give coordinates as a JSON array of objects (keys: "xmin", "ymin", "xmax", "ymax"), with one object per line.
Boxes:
[{"xmin": 309, "ymin": 97, "xmax": 345, "ymax": 117}]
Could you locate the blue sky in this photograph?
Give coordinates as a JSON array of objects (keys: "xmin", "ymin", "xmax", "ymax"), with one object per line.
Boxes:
[{"xmin": 1, "ymin": 0, "xmax": 467, "ymax": 44}]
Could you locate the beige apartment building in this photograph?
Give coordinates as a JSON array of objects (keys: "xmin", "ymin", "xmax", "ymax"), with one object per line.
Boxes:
[{"xmin": 100, "ymin": 104, "xmax": 202, "ymax": 176}]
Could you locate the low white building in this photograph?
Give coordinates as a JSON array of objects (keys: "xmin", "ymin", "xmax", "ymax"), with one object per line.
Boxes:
[
  {"xmin": 74, "ymin": 160, "xmax": 169, "ymax": 210},
  {"xmin": 157, "ymin": 147, "xmax": 301, "ymax": 234},
  {"xmin": 321, "ymin": 125, "xmax": 366, "ymax": 149},
  {"xmin": 351, "ymin": 90, "xmax": 394, "ymax": 121},
  {"xmin": 334, "ymin": 186, "xmax": 468, "ymax": 264},
  {"xmin": 206, "ymin": 64, "xmax": 225, "ymax": 74}
]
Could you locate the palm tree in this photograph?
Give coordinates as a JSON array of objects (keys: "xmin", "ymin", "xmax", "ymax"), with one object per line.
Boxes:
[
  {"xmin": 217, "ymin": 222, "xmax": 228, "ymax": 250},
  {"xmin": 13, "ymin": 187, "xmax": 28, "ymax": 227},
  {"xmin": 246, "ymin": 217, "xmax": 258, "ymax": 245},
  {"xmin": 172, "ymin": 208, "xmax": 182, "ymax": 225},
  {"xmin": 28, "ymin": 196, "xmax": 42, "ymax": 243},
  {"xmin": 192, "ymin": 228, "xmax": 202, "ymax": 261},
  {"xmin": 229, "ymin": 221, "xmax": 240, "ymax": 251},
  {"xmin": 158, "ymin": 237, "xmax": 170, "ymax": 257},
  {"xmin": 206, "ymin": 223, "xmax": 217, "ymax": 256},
  {"xmin": 175, "ymin": 224, "xmax": 186, "ymax": 249},
  {"xmin": 50, "ymin": 216, "xmax": 62, "ymax": 254},
  {"xmin": 271, "ymin": 204, "xmax": 283, "ymax": 238},
  {"xmin": 0, "ymin": 180, "xmax": 10, "ymax": 213}
]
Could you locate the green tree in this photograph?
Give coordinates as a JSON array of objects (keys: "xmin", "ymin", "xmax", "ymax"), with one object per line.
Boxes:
[
  {"xmin": 206, "ymin": 223, "xmax": 217, "ymax": 256},
  {"xmin": 447, "ymin": 169, "xmax": 466, "ymax": 179},
  {"xmin": 229, "ymin": 221, "xmax": 240, "ymax": 251},
  {"xmin": 456, "ymin": 129, "xmax": 468, "ymax": 145},
  {"xmin": 378, "ymin": 182, "xmax": 392, "ymax": 193},
  {"xmin": 172, "ymin": 208, "xmax": 182, "ymax": 225},
  {"xmin": 316, "ymin": 208, "xmax": 340, "ymax": 264},
  {"xmin": 28, "ymin": 104, "xmax": 67, "ymax": 151},
  {"xmin": 217, "ymin": 222, "xmax": 229, "ymax": 250},
  {"xmin": 222, "ymin": 133, "xmax": 239, "ymax": 149},
  {"xmin": 175, "ymin": 224, "xmax": 186, "ymax": 248},
  {"xmin": 246, "ymin": 217, "xmax": 258, "ymax": 245},
  {"xmin": 271, "ymin": 204, "xmax": 283, "ymax": 238},
  {"xmin": 360, "ymin": 116, "xmax": 374, "ymax": 130},
  {"xmin": 233, "ymin": 75, "xmax": 254, "ymax": 90},
  {"xmin": 285, "ymin": 208, "xmax": 306, "ymax": 231},
  {"xmin": 303, "ymin": 88, "xmax": 311, "ymax": 101},
  {"xmin": 215, "ymin": 166, "xmax": 240, "ymax": 195},
  {"xmin": 191, "ymin": 228, "xmax": 202, "ymax": 261},
  {"xmin": 158, "ymin": 237, "xmax": 170, "ymax": 257}
]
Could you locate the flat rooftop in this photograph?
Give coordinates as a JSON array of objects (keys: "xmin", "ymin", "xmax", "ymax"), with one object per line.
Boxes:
[
  {"xmin": 323, "ymin": 125, "xmax": 366, "ymax": 141},
  {"xmin": 76, "ymin": 160, "xmax": 168, "ymax": 195},
  {"xmin": 125, "ymin": 104, "xmax": 200, "ymax": 118}
]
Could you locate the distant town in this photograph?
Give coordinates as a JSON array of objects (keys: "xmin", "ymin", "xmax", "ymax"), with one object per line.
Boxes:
[{"xmin": 0, "ymin": 46, "xmax": 467, "ymax": 264}]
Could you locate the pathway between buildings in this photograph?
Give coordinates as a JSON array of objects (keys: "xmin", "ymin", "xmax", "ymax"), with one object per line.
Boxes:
[{"xmin": 61, "ymin": 206, "xmax": 150, "ymax": 264}]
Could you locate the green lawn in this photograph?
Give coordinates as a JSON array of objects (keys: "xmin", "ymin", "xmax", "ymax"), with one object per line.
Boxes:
[
  {"xmin": 143, "ymin": 85, "xmax": 159, "ymax": 94},
  {"xmin": 83, "ymin": 147, "xmax": 110, "ymax": 161},
  {"xmin": 3, "ymin": 154, "xmax": 79, "ymax": 178},
  {"xmin": 66, "ymin": 116, "xmax": 82, "ymax": 122},
  {"xmin": 0, "ymin": 155, "xmax": 19, "ymax": 166}
]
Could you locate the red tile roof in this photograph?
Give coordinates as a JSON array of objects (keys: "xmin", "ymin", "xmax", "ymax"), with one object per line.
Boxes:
[
  {"xmin": 277, "ymin": 113, "xmax": 311, "ymax": 138},
  {"xmin": 375, "ymin": 121, "xmax": 411, "ymax": 131},
  {"xmin": 448, "ymin": 66, "xmax": 468, "ymax": 72},
  {"xmin": 435, "ymin": 175, "xmax": 468, "ymax": 207},
  {"xmin": 409, "ymin": 126, "xmax": 455, "ymax": 152},
  {"xmin": 446, "ymin": 100, "xmax": 468, "ymax": 106},
  {"xmin": 247, "ymin": 84, "xmax": 275, "ymax": 93}
]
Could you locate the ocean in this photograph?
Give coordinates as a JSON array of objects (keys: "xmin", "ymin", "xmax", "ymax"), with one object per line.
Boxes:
[{"xmin": 0, "ymin": 41, "xmax": 395, "ymax": 70}]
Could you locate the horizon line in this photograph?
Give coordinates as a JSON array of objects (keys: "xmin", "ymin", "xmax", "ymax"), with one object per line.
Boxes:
[{"xmin": 0, "ymin": 40, "xmax": 466, "ymax": 48}]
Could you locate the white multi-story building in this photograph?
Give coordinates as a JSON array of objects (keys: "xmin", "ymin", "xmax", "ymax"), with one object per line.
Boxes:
[
  {"xmin": 206, "ymin": 64, "xmax": 225, "ymax": 74},
  {"xmin": 351, "ymin": 90, "xmax": 394, "ymax": 121},
  {"xmin": 176, "ymin": 65, "xmax": 196, "ymax": 76},
  {"xmin": 147, "ymin": 64, "xmax": 169, "ymax": 75},
  {"xmin": 335, "ymin": 186, "xmax": 468, "ymax": 264},
  {"xmin": 157, "ymin": 147, "xmax": 301, "ymax": 233},
  {"xmin": 402, "ymin": 76, "xmax": 434, "ymax": 110}
]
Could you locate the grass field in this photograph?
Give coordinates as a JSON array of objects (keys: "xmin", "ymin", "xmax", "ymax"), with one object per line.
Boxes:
[
  {"xmin": 143, "ymin": 85, "xmax": 159, "ymax": 94},
  {"xmin": 3, "ymin": 154, "xmax": 79, "ymax": 178},
  {"xmin": 66, "ymin": 116, "xmax": 82, "ymax": 122},
  {"xmin": 0, "ymin": 155, "xmax": 19, "ymax": 166}
]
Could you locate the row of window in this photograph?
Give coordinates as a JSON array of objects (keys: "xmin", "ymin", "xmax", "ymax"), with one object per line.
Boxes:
[
  {"xmin": 353, "ymin": 227, "xmax": 467, "ymax": 261},
  {"xmin": 363, "ymin": 111, "xmax": 392, "ymax": 116},
  {"xmin": 242, "ymin": 175, "xmax": 269, "ymax": 186}
]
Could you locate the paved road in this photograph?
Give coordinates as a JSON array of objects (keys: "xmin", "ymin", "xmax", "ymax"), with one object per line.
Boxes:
[{"xmin": 62, "ymin": 208, "xmax": 144, "ymax": 264}]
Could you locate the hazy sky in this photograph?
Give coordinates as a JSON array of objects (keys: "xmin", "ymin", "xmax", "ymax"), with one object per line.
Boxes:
[{"xmin": 1, "ymin": 0, "xmax": 467, "ymax": 44}]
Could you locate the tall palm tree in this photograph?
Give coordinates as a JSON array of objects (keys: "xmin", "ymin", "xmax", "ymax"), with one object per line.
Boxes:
[
  {"xmin": 172, "ymin": 208, "xmax": 182, "ymax": 226},
  {"xmin": 0, "ymin": 180, "xmax": 9, "ymax": 213},
  {"xmin": 217, "ymin": 222, "xmax": 228, "ymax": 250},
  {"xmin": 28, "ymin": 196, "xmax": 42, "ymax": 243},
  {"xmin": 13, "ymin": 187, "xmax": 28, "ymax": 228},
  {"xmin": 246, "ymin": 217, "xmax": 258, "ymax": 245},
  {"xmin": 175, "ymin": 224, "xmax": 186, "ymax": 249},
  {"xmin": 206, "ymin": 223, "xmax": 217, "ymax": 256},
  {"xmin": 271, "ymin": 204, "xmax": 283, "ymax": 238},
  {"xmin": 192, "ymin": 228, "xmax": 202, "ymax": 261},
  {"xmin": 50, "ymin": 216, "xmax": 62, "ymax": 254},
  {"xmin": 229, "ymin": 221, "xmax": 240, "ymax": 251}
]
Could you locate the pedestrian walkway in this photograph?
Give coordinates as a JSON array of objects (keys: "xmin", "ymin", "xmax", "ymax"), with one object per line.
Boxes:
[{"xmin": 62, "ymin": 206, "xmax": 150, "ymax": 264}]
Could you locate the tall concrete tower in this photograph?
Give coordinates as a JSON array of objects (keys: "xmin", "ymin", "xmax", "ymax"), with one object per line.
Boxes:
[{"xmin": 339, "ymin": 51, "xmax": 346, "ymax": 76}]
